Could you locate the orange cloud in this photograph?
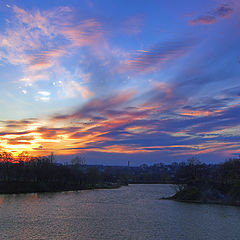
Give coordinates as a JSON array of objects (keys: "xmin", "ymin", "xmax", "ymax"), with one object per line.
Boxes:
[{"xmin": 178, "ymin": 109, "xmax": 222, "ymax": 117}]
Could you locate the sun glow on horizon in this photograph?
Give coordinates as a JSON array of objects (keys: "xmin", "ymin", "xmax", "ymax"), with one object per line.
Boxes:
[{"xmin": 0, "ymin": 0, "xmax": 240, "ymax": 163}]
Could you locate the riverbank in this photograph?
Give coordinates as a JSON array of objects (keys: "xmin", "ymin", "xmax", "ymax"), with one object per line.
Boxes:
[
  {"xmin": 162, "ymin": 184, "xmax": 240, "ymax": 207},
  {"xmin": 0, "ymin": 181, "xmax": 124, "ymax": 194},
  {"xmin": 128, "ymin": 181, "xmax": 176, "ymax": 184},
  {"xmin": 162, "ymin": 196, "xmax": 240, "ymax": 207}
]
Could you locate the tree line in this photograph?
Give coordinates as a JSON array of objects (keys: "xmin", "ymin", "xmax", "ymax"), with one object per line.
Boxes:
[
  {"xmin": 170, "ymin": 157, "xmax": 240, "ymax": 204},
  {"xmin": 0, "ymin": 152, "xmax": 127, "ymax": 193},
  {"xmin": 0, "ymin": 151, "xmax": 239, "ymax": 202}
]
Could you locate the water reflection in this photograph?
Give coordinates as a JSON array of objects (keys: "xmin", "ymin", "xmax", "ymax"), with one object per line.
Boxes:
[{"xmin": 0, "ymin": 184, "xmax": 240, "ymax": 240}]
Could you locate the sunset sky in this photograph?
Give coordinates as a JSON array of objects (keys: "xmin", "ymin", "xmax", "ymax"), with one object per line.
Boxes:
[{"xmin": 0, "ymin": 0, "xmax": 240, "ymax": 165}]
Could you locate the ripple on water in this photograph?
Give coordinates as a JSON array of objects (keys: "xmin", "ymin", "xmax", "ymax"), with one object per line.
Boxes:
[{"xmin": 0, "ymin": 184, "xmax": 239, "ymax": 240}]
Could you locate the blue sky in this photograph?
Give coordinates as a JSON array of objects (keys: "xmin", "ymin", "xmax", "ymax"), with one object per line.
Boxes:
[{"xmin": 0, "ymin": 0, "xmax": 240, "ymax": 164}]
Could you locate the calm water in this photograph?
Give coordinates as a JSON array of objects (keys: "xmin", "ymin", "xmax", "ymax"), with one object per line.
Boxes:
[{"xmin": 0, "ymin": 184, "xmax": 240, "ymax": 240}]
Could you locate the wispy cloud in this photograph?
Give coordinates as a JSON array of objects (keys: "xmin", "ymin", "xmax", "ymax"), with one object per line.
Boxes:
[
  {"xmin": 189, "ymin": 3, "xmax": 234, "ymax": 25},
  {"xmin": 1, "ymin": 84, "xmax": 240, "ymax": 159},
  {"xmin": 0, "ymin": 5, "xmax": 105, "ymax": 100},
  {"xmin": 0, "ymin": 1, "xmax": 240, "ymax": 162},
  {"xmin": 120, "ymin": 40, "xmax": 195, "ymax": 74}
]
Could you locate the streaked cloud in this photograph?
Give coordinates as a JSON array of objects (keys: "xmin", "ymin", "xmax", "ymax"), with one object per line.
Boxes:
[
  {"xmin": 0, "ymin": 1, "xmax": 239, "ymax": 163},
  {"xmin": 0, "ymin": 5, "xmax": 104, "ymax": 101},
  {"xmin": 1, "ymin": 84, "xmax": 240, "ymax": 160},
  {"xmin": 120, "ymin": 40, "xmax": 195, "ymax": 74},
  {"xmin": 189, "ymin": 3, "xmax": 234, "ymax": 25}
]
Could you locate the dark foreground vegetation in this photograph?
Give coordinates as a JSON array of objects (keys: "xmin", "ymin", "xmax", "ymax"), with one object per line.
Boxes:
[
  {"xmin": 0, "ymin": 152, "xmax": 127, "ymax": 194},
  {"xmin": 0, "ymin": 151, "xmax": 240, "ymax": 205},
  {"xmin": 0, "ymin": 151, "xmax": 182, "ymax": 194},
  {"xmin": 165, "ymin": 157, "xmax": 240, "ymax": 206}
]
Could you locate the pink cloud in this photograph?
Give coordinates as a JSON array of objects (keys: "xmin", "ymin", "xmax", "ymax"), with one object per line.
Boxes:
[
  {"xmin": 59, "ymin": 19, "xmax": 104, "ymax": 47},
  {"xmin": 65, "ymin": 81, "xmax": 94, "ymax": 99},
  {"xmin": 189, "ymin": 16, "xmax": 216, "ymax": 25},
  {"xmin": 0, "ymin": 5, "xmax": 105, "ymax": 100},
  {"xmin": 189, "ymin": 3, "xmax": 233, "ymax": 25},
  {"xmin": 119, "ymin": 40, "xmax": 194, "ymax": 74}
]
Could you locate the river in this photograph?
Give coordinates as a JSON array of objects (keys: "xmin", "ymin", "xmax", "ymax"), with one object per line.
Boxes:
[{"xmin": 0, "ymin": 184, "xmax": 239, "ymax": 240}]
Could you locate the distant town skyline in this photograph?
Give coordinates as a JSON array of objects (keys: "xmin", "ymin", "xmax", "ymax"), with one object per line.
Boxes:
[{"xmin": 0, "ymin": 0, "xmax": 240, "ymax": 164}]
